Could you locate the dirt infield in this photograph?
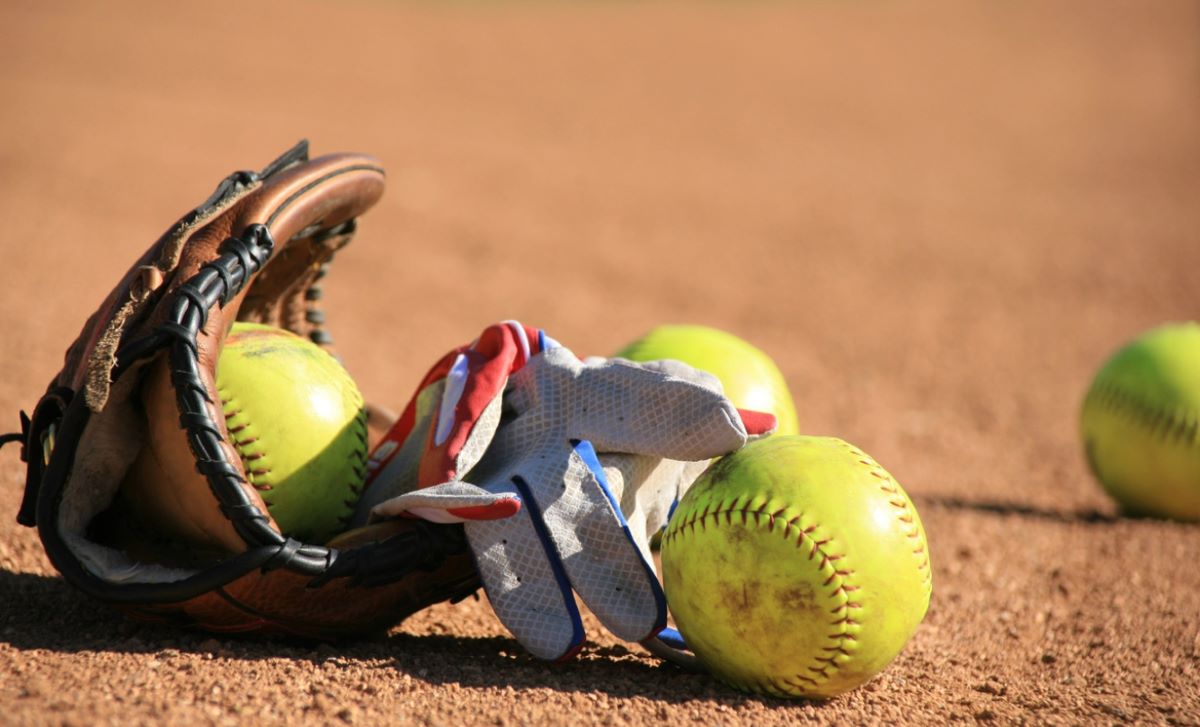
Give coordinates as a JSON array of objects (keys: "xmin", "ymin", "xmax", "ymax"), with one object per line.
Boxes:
[{"xmin": 2, "ymin": 0, "xmax": 1199, "ymax": 724}]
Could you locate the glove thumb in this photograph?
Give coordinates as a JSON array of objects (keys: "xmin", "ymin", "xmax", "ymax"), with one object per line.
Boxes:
[{"xmin": 371, "ymin": 481, "xmax": 521, "ymax": 524}]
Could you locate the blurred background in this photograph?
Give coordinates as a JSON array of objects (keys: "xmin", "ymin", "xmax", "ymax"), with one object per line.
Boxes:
[
  {"xmin": 3, "ymin": 2, "xmax": 1196, "ymax": 518},
  {"xmin": 1, "ymin": 1, "xmax": 1198, "ymax": 722}
]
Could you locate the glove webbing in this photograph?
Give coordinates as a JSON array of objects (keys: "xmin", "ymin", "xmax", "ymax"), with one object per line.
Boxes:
[
  {"xmin": 154, "ymin": 224, "xmax": 330, "ymax": 568},
  {"xmin": 149, "ymin": 221, "xmax": 472, "ymax": 580},
  {"xmin": 13, "ymin": 226, "xmax": 465, "ymax": 604}
]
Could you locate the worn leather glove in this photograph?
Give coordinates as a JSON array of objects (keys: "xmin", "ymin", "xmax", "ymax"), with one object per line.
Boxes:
[
  {"xmin": 355, "ymin": 321, "xmax": 775, "ymax": 660},
  {"xmin": 3, "ymin": 142, "xmax": 478, "ymax": 639}
]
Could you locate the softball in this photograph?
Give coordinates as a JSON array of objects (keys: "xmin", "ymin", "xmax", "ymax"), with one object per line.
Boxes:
[
  {"xmin": 614, "ymin": 324, "xmax": 799, "ymax": 436},
  {"xmin": 661, "ymin": 435, "xmax": 932, "ymax": 699},
  {"xmin": 217, "ymin": 322, "xmax": 368, "ymax": 543},
  {"xmin": 1081, "ymin": 322, "xmax": 1200, "ymax": 520}
]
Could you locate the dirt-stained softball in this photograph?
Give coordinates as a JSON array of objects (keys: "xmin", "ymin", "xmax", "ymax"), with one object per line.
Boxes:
[{"xmin": 661, "ymin": 435, "xmax": 932, "ymax": 699}]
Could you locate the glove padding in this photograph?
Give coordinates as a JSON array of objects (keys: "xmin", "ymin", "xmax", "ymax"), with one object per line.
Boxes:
[
  {"xmin": 357, "ymin": 321, "xmax": 775, "ymax": 660},
  {"xmin": 5, "ymin": 141, "xmax": 479, "ymax": 639}
]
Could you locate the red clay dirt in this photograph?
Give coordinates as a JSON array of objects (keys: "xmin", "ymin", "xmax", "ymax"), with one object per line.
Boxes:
[{"xmin": 2, "ymin": 1, "xmax": 1199, "ymax": 724}]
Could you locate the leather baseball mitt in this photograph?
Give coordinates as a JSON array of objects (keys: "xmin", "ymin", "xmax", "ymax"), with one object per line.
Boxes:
[{"xmin": 1, "ymin": 141, "xmax": 479, "ymax": 639}]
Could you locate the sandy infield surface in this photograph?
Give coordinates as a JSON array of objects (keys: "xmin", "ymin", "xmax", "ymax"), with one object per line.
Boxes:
[{"xmin": 1, "ymin": 1, "xmax": 1198, "ymax": 724}]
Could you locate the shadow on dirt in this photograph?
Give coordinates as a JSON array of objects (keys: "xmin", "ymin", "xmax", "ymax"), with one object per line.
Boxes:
[
  {"xmin": 914, "ymin": 494, "xmax": 1120, "ymax": 524},
  {"xmin": 0, "ymin": 568, "xmax": 400, "ymax": 659},
  {"xmin": 0, "ymin": 569, "xmax": 813, "ymax": 706},
  {"xmin": 0, "ymin": 569, "xmax": 128, "ymax": 646},
  {"xmin": 379, "ymin": 631, "xmax": 817, "ymax": 706}
]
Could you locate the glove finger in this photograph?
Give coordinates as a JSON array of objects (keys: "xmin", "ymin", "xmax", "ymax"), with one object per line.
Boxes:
[
  {"xmin": 599, "ymin": 453, "xmax": 688, "ymax": 558},
  {"xmin": 573, "ymin": 352, "xmax": 749, "ymax": 460},
  {"xmin": 602, "ymin": 356, "xmax": 725, "ymax": 395},
  {"xmin": 506, "ymin": 348, "xmax": 747, "ymax": 460},
  {"xmin": 370, "ymin": 481, "xmax": 520, "ymax": 524},
  {"xmin": 642, "ymin": 631, "xmax": 704, "ymax": 671},
  {"xmin": 519, "ymin": 439, "xmax": 668, "ymax": 644},
  {"xmin": 601, "ymin": 358, "xmax": 777, "ymax": 438},
  {"xmin": 737, "ymin": 407, "xmax": 778, "ymax": 438},
  {"xmin": 464, "ymin": 483, "xmax": 585, "ymax": 662}
]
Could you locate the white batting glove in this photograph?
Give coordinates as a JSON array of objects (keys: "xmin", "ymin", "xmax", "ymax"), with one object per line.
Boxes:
[{"xmin": 359, "ymin": 322, "xmax": 775, "ymax": 660}]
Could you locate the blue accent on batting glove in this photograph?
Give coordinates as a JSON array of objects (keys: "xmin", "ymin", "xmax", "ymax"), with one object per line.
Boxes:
[
  {"xmin": 655, "ymin": 627, "xmax": 689, "ymax": 651},
  {"xmin": 510, "ymin": 474, "xmax": 585, "ymax": 658},
  {"xmin": 571, "ymin": 438, "xmax": 669, "ymax": 639}
]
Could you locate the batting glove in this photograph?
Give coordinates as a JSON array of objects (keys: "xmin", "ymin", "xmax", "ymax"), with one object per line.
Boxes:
[{"xmin": 354, "ymin": 321, "xmax": 775, "ymax": 661}]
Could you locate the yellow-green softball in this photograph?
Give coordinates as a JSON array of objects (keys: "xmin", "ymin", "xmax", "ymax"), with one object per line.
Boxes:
[
  {"xmin": 661, "ymin": 435, "xmax": 932, "ymax": 699},
  {"xmin": 1081, "ymin": 322, "xmax": 1200, "ymax": 520},
  {"xmin": 614, "ymin": 324, "xmax": 799, "ymax": 436},
  {"xmin": 217, "ymin": 322, "xmax": 368, "ymax": 543}
]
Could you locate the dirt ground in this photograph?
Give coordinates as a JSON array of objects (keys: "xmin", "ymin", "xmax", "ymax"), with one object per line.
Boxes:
[{"xmin": 2, "ymin": 0, "xmax": 1199, "ymax": 724}]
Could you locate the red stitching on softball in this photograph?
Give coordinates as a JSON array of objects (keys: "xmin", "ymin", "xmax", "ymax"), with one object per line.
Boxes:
[
  {"xmin": 220, "ymin": 386, "xmax": 280, "ymax": 514},
  {"xmin": 1085, "ymin": 379, "xmax": 1200, "ymax": 449},
  {"xmin": 662, "ymin": 498, "xmax": 860, "ymax": 694},
  {"xmin": 336, "ymin": 405, "xmax": 371, "ymax": 530},
  {"xmin": 848, "ymin": 442, "xmax": 932, "ymax": 583}
]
